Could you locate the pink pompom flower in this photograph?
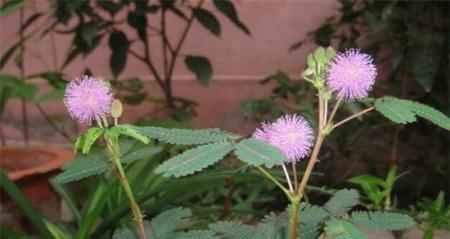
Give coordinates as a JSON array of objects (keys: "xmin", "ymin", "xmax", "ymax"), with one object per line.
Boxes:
[
  {"xmin": 327, "ymin": 48, "xmax": 377, "ymax": 101},
  {"xmin": 253, "ymin": 114, "xmax": 315, "ymax": 162},
  {"xmin": 64, "ymin": 75, "xmax": 113, "ymax": 124}
]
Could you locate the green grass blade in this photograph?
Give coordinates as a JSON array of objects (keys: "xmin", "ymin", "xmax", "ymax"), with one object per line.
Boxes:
[{"xmin": 0, "ymin": 170, "xmax": 51, "ymax": 238}]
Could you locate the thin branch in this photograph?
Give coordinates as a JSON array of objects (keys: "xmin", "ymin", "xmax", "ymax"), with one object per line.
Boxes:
[
  {"xmin": 161, "ymin": 9, "xmax": 168, "ymax": 76},
  {"xmin": 326, "ymin": 99, "xmax": 342, "ymax": 126},
  {"xmin": 256, "ymin": 166, "xmax": 292, "ymax": 200},
  {"xmin": 332, "ymin": 106, "xmax": 375, "ymax": 129},
  {"xmin": 291, "ymin": 161, "xmax": 298, "ymax": 191},
  {"xmin": 36, "ymin": 104, "xmax": 73, "ymax": 143},
  {"xmin": 19, "ymin": 9, "xmax": 29, "ymax": 145},
  {"xmin": 281, "ymin": 163, "xmax": 294, "ymax": 193},
  {"xmin": 164, "ymin": 0, "xmax": 204, "ymax": 104}
]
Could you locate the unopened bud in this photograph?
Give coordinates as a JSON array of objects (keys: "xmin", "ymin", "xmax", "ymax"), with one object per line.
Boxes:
[{"xmin": 111, "ymin": 99, "xmax": 123, "ymax": 119}]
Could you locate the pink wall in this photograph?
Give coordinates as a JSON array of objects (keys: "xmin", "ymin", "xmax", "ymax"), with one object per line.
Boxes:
[{"xmin": 0, "ymin": 0, "xmax": 339, "ymax": 143}]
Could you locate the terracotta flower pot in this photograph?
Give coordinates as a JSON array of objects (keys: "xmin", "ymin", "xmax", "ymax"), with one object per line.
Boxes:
[
  {"xmin": 1, "ymin": 146, "xmax": 73, "ymax": 181},
  {"xmin": 0, "ymin": 146, "xmax": 73, "ymax": 231}
]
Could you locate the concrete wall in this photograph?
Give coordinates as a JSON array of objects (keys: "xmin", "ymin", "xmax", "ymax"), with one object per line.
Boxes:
[{"xmin": 0, "ymin": 0, "xmax": 338, "ymax": 144}]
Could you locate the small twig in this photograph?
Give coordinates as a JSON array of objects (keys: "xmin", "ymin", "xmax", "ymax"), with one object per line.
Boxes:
[
  {"xmin": 256, "ymin": 166, "xmax": 291, "ymax": 200},
  {"xmin": 164, "ymin": 0, "xmax": 204, "ymax": 108},
  {"xmin": 161, "ymin": 9, "xmax": 168, "ymax": 77},
  {"xmin": 281, "ymin": 163, "xmax": 294, "ymax": 193},
  {"xmin": 19, "ymin": 9, "xmax": 29, "ymax": 145},
  {"xmin": 326, "ymin": 99, "xmax": 342, "ymax": 127},
  {"xmin": 332, "ymin": 106, "xmax": 375, "ymax": 130},
  {"xmin": 36, "ymin": 104, "xmax": 73, "ymax": 143},
  {"xmin": 291, "ymin": 162, "xmax": 298, "ymax": 192}
]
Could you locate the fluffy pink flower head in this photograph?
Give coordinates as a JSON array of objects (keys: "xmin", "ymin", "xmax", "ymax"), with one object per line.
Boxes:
[
  {"xmin": 64, "ymin": 75, "xmax": 113, "ymax": 124},
  {"xmin": 327, "ymin": 48, "xmax": 377, "ymax": 101},
  {"xmin": 253, "ymin": 114, "xmax": 314, "ymax": 162}
]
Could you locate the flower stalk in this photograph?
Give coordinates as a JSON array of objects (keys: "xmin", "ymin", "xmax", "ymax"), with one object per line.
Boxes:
[{"xmin": 105, "ymin": 136, "xmax": 148, "ymax": 239}]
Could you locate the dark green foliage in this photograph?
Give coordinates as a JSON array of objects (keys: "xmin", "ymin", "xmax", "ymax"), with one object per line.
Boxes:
[
  {"xmin": 193, "ymin": 8, "xmax": 221, "ymax": 37},
  {"xmin": 185, "ymin": 55, "xmax": 212, "ymax": 87},
  {"xmin": 213, "ymin": 0, "xmax": 250, "ymax": 35},
  {"xmin": 109, "ymin": 31, "xmax": 130, "ymax": 77}
]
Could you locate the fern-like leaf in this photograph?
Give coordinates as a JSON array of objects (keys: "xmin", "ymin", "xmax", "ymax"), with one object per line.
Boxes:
[
  {"xmin": 375, "ymin": 97, "xmax": 450, "ymax": 130},
  {"xmin": 255, "ymin": 212, "xmax": 288, "ymax": 238},
  {"xmin": 113, "ymin": 228, "xmax": 137, "ymax": 239},
  {"xmin": 208, "ymin": 221, "xmax": 255, "ymax": 239},
  {"xmin": 109, "ymin": 124, "xmax": 150, "ymax": 144},
  {"xmin": 166, "ymin": 230, "xmax": 216, "ymax": 239},
  {"xmin": 324, "ymin": 189, "xmax": 359, "ymax": 216},
  {"xmin": 74, "ymin": 127, "xmax": 105, "ymax": 154},
  {"xmin": 148, "ymin": 208, "xmax": 192, "ymax": 238},
  {"xmin": 155, "ymin": 142, "xmax": 234, "ymax": 177},
  {"xmin": 351, "ymin": 211, "xmax": 415, "ymax": 231},
  {"xmin": 121, "ymin": 145, "xmax": 164, "ymax": 164},
  {"xmin": 325, "ymin": 220, "xmax": 367, "ymax": 239},
  {"xmin": 54, "ymin": 151, "xmax": 109, "ymax": 183},
  {"xmin": 375, "ymin": 97, "xmax": 416, "ymax": 124},
  {"xmin": 298, "ymin": 223, "xmax": 320, "ymax": 239},
  {"xmin": 398, "ymin": 98, "xmax": 450, "ymax": 130},
  {"xmin": 298, "ymin": 202, "xmax": 330, "ymax": 224},
  {"xmin": 234, "ymin": 139, "xmax": 285, "ymax": 168},
  {"xmin": 135, "ymin": 126, "xmax": 231, "ymax": 145}
]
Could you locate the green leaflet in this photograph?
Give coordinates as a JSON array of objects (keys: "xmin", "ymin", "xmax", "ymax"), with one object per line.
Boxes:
[
  {"xmin": 55, "ymin": 142, "xmax": 162, "ymax": 183},
  {"xmin": 375, "ymin": 97, "xmax": 450, "ymax": 130},
  {"xmin": 113, "ymin": 208, "xmax": 194, "ymax": 239},
  {"xmin": 113, "ymin": 227, "xmax": 137, "ymax": 239},
  {"xmin": 325, "ymin": 220, "xmax": 367, "ymax": 239},
  {"xmin": 135, "ymin": 126, "xmax": 231, "ymax": 145},
  {"xmin": 298, "ymin": 202, "xmax": 330, "ymax": 224},
  {"xmin": 166, "ymin": 230, "xmax": 216, "ymax": 239},
  {"xmin": 149, "ymin": 208, "xmax": 192, "ymax": 238},
  {"xmin": 324, "ymin": 189, "xmax": 359, "ymax": 216},
  {"xmin": 255, "ymin": 213, "xmax": 288, "ymax": 239},
  {"xmin": 121, "ymin": 145, "xmax": 164, "ymax": 164},
  {"xmin": 351, "ymin": 211, "xmax": 415, "ymax": 231},
  {"xmin": 155, "ymin": 142, "xmax": 234, "ymax": 177},
  {"xmin": 208, "ymin": 221, "xmax": 255, "ymax": 239},
  {"xmin": 109, "ymin": 124, "xmax": 150, "ymax": 144},
  {"xmin": 375, "ymin": 97, "xmax": 416, "ymax": 124},
  {"xmin": 297, "ymin": 223, "xmax": 320, "ymax": 239},
  {"xmin": 74, "ymin": 127, "xmax": 105, "ymax": 154},
  {"xmin": 234, "ymin": 138, "xmax": 285, "ymax": 168},
  {"xmin": 54, "ymin": 151, "xmax": 109, "ymax": 184}
]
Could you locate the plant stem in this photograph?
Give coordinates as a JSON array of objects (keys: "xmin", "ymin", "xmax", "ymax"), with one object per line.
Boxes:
[
  {"xmin": 331, "ymin": 106, "xmax": 375, "ymax": 130},
  {"xmin": 164, "ymin": 0, "xmax": 204, "ymax": 110},
  {"xmin": 256, "ymin": 166, "xmax": 291, "ymax": 200},
  {"xmin": 291, "ymin": 162, "xmax": 298, "ymax": 192},
  {"xmin": 297, "ymin": 135, "xmax": 325, "ymax": 198},
  {"xmin": 326, "ymin": 99, "xmax": 341, "ymax": 126},
  {"xmin": 281, "ymin": 163, "xmax": 294, "ymax": 193},
  {"xmin": 106, "ymin": 138, "xmax": 149, "ymax": 239},
  {"xmin": 289, "ymin": 198, "xmax": 300, "ymax": 239}
]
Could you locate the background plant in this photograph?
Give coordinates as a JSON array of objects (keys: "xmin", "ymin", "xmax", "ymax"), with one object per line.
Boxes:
[
  {"xmin": 348, "ymin": 166, "xmax": 408, "ymax": 211},
  {"xmin": 409, "ymin": 191, "xmax": 450, "ymax": 239},
  {"xmin": 1, "ymin": 0, "xmax": 250, "ymax": 121},
  {"xmin": 241, "ymin": 0, "xmax": 449, "ymax": 204}
]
